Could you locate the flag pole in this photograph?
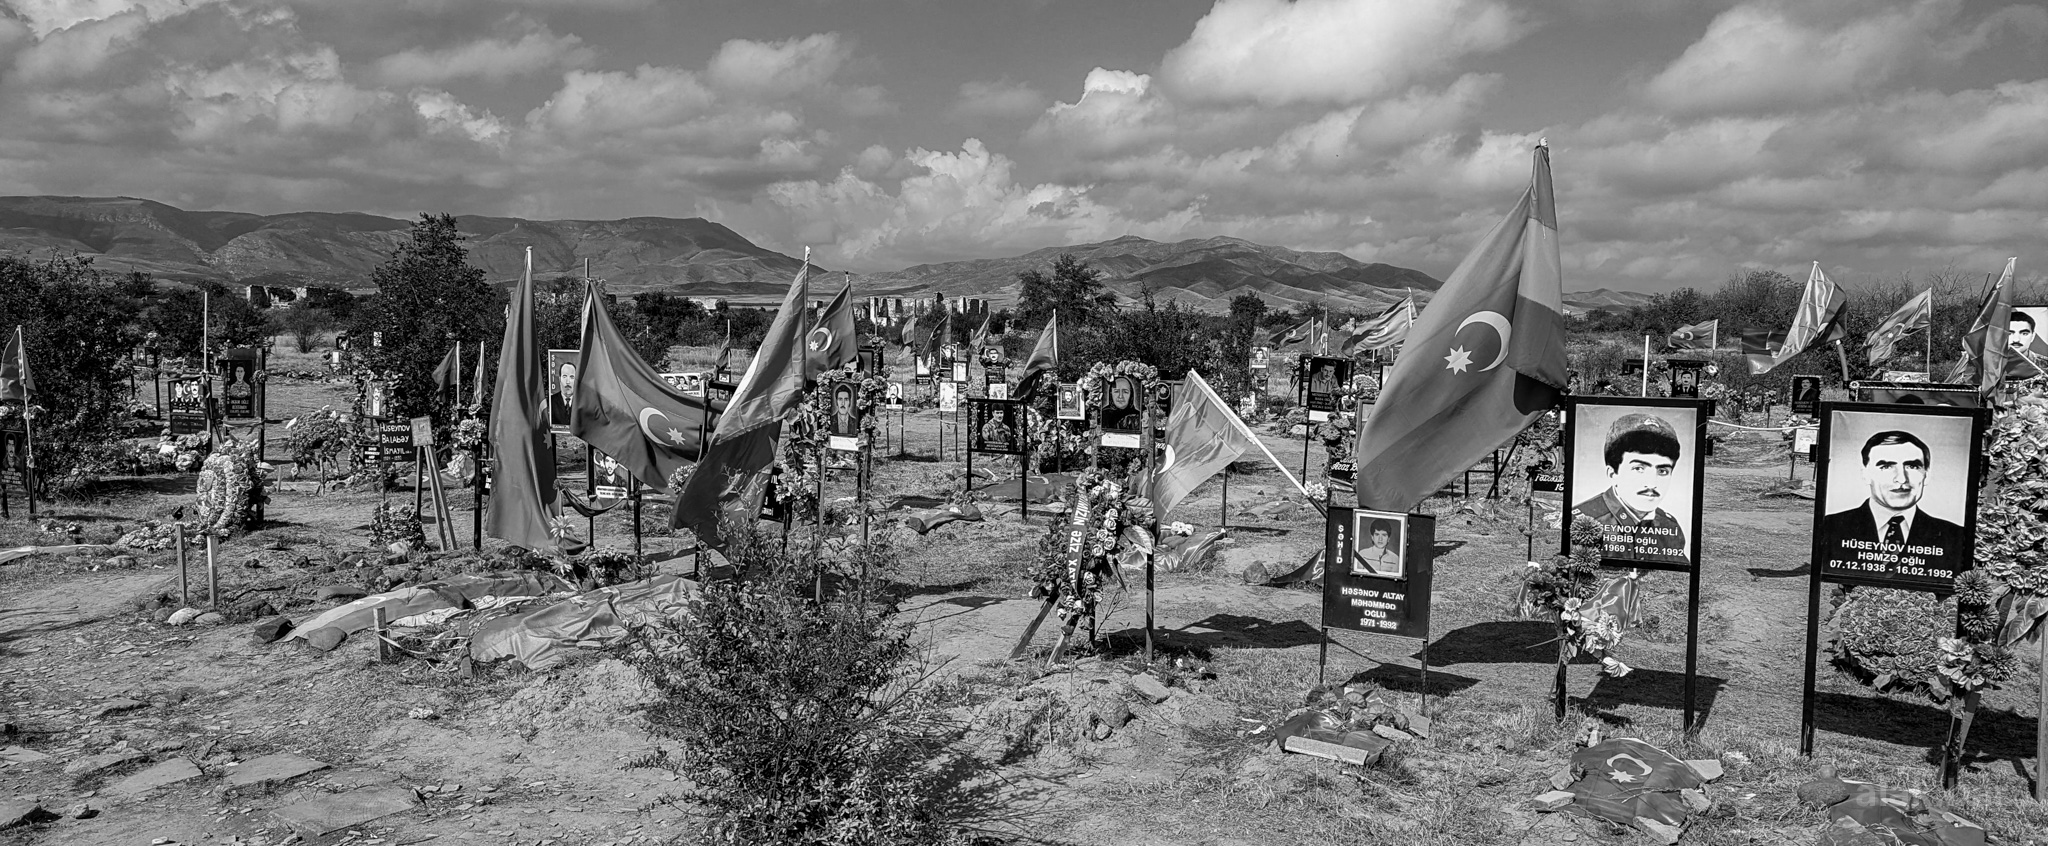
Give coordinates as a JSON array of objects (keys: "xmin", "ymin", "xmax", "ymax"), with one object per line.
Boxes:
[
  {"xmin": 1641, "ymin": 335, "xmax": 1651, "ymax": 397},
  {"xmin": 1200, "ymin": 372, "xmax": 1310, "ymax": 498},
  {"xmin": 15, "ymin": 326, "xmax": 36, "ymax": 516}
]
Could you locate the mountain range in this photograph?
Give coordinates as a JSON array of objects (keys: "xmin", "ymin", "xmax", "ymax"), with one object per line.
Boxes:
[{"xmin": 0, "ymin": 195, "xmax": 1647, "ymax": 315}]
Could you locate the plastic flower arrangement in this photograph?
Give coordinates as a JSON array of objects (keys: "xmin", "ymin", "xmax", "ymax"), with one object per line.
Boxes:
[
  {"xmin": 194, "ymin": 437, "xmax": 268, "ymax": 538},
  {"xmin": 1028, "ymin": 470, "xmax": 1135, "ymax": 626},
  {"xmin": 1516, "ymin": 515, "xmax": 1638, "ymax": 677}
]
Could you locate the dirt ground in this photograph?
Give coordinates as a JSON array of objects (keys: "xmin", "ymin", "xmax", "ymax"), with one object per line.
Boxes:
[{"xmin": 2, "ymin": 369, "xmax": 2046, "ymax": 846}]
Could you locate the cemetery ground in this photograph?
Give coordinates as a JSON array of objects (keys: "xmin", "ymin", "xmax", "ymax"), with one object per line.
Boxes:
[{"xmin": 2, "ymin": 367, "xmax": 2046, "ymax": 845}]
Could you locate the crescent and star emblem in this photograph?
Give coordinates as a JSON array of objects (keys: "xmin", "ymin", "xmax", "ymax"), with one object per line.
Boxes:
[
  {"xmin": 1444, "ymin": 311, "xmax": 1511, "ymax": 374},
  {"xmin": 807, "ymin": 327, "xmax": 834, "ymax": 352},
  {"xmin": 1604, "ymin": 753, "xmax": 1655, "ymax": 784},
  {"xmin": 637, "ymin": 407, "xmax": 690, "ymax": 448}
]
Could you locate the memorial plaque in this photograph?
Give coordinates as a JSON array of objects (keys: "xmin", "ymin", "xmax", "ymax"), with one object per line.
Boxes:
[
  {"xmin": 1300, "ymin": 356, "xmax": 1349, "ymax": 423},
  {"xmin": 1055, "ymin": 383, "xmax": 1085, "ymax": 420},
  {"xmin": 217, "ymin": 351, "xmax": 261, "ymax": 419},
  {"xmin": 1810, "ymin": 402, "xmax": 1984, "ymax": 593},
  {"xmin": 409, "ymin": 416, "xmax": 434, "ymax": 448},
  {"xmin": 1790, "ymin": 375, "xmax": 1822, "ymax": 416},
  {"xmin": 967, "ymin": 398, "xmax": 1025, "ymax": 455},
  {"xmin": 0, "ymin": 422, "xmax": 26, "ymax": 492},
  {"xmin": 1322, "ymin": 505, "xmax": 1434, "ymax": 639},
  {"xmin": 1562, "ymin": 397, "xmax": 1707, "ymax": 572},
  {"xmin": 883, "ymin": 382, "xmax": 905, "ymax": 410},
  {"xmin": 168, "ymin": 376, "xmax": 208, "ymax": 436}
]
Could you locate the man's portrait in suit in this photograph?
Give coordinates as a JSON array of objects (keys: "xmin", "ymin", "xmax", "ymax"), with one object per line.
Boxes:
[
  {"xmin": 1820, "ymin": 430, "xmax": 1966, "ymax": 555},
  {"xmin": 1816, "ymin": 410, "xmax": 1981, "ymax": 590},
  {"xmin": 547, "ymin": 350, "xmax": 577, "ymax": 429}
]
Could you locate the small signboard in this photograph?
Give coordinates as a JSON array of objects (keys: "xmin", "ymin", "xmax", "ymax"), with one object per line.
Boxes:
[
  {"xmin": 660, "ymin": 372, "xmax": 707, "ymax": 396},
  {"xmin": 1300, "ymin": 356, "xmax": 1349, "ymax": 423},
  {"xmin": 967, "ymin": 398, "xmax": 1025, "ymax": 455},
  {"xmin": 168, "ymin": 376, "xmax": 208, "ymax": 436},
  {"xmin": 1794, "ymin": 425, "xmax": 1817, "ymax": 461},
  {"xmin": 408, "ymin": 416, "xmax": 434, "ymax": 448},
  {"xmin": 884, "ymin": 382, "xmax": 905, "ymax": 410},
  {"xmin": 987, "ymin": 383, "xmax": 1010, "ymax": 401},
  {"xmin": 1249, "ymin": 346, "xmax": 1270, "ymax": 370},
  {"xmin": 591, "ymin": 452, "xmax": 630, "ymax": 504},
  {"xmin": 1668, "ymin": 359, "xmax": 1705, "ymax": 399},
  {"xmin": 1322, "ymin": 505, "xmax": 1434, "ymax": 639},
  {"xmin": 950, "ymin": 361, "xmax": 969, "ymax": 384},
  {"xmin": 379, "ymin": 423, "xmax": 412, "ymax": 456},
  {"xmin": 0, "ymin": 421, "xmax": 27, "ymax": 493},
  {"xmin": 937, "ymin": 381, "xmax": 959, "ymax": 414},
  {"xmin": 1055, "ymin": 383, "xmax": 1085, "ymax": 420},
  {"xmin": 827, "ymin": 435, "xmax": 861, "ymax": 453}
]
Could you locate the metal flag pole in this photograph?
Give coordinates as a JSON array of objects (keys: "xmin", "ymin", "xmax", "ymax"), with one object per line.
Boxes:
[
  {"xmin": 1640, "ymin": 335, "xmax": 1651, "ymax": 397},
  {"xmin": 15, "ymin": 326, "xmax": 37, "ymax": 516}
]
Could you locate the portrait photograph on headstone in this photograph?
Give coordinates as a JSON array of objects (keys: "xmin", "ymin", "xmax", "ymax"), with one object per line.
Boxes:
[
  {"xmin": 967, "ymin": 397, "xmax": 1025, "ymax": 455},
  {"xmin": 1100, "ymin": 374, "xmax": 1143, "ymax": 433},
  {"xmin": 1301, "ymin": 356, "xmax": 1348, "ymax": 421},
  {"xmin": 1790, "ymin": 375, "xmax": 1822, "ymax": 416},
  {"xmin": 827, "ymin": 382, "xmax": 861, "ymax": 437},
  {"xmin": 884, "ymin": 381, "xmax": 905, "ymax": 409},
  {"xmin": 937, "ymin": 380, "xmax": 959, "ymax": 413},
  {"xmin": 1564, "ymin": 399, "xmax": 1703, "ymax": 570},
  {"xmin": 1349, "ymin": 511, "xmax": 1406, "ymax": 579},
  {"xmin": 2010, "ymin": 305, "xmax": 2048, "ymax": 372},
  {"xmin": 547, "ymin": 348, "xmax": 578, "ymax": 430},
  {"xmin": 1812, "ymin": 404, "xmax": 1982, "ymax": 593},
  {"xmin": 951, "ymin": 361, "xmax": 969, "ymax": 384},
  {"xmin": 1056, "ymin": 383, "xmax": 1085, "ymax": 420}
]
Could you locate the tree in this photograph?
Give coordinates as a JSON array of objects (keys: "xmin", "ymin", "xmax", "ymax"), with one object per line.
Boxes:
[
  {"xmin": 0, "ymin": 256, "xmax": 143, "ymax": 497},
  {"xmin": 1217, "ymin": 292, "xmax": 1267, "ymax": 397},
  {"xmin": 279, "ymin": 300, "xmax": 331, "ymax": 354},
  {"xmin": 348, "ymin": 214, "xmax": 505, "ymax": 421},
  {"xmin": 1014, "ymin": 254, "xmax": 1117, "ymax": 331}
]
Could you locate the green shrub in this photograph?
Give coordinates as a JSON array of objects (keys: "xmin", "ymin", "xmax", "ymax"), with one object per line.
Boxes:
[{"xmin": 621, "ymin": 522, "xmax": 990, "ymax": 845}]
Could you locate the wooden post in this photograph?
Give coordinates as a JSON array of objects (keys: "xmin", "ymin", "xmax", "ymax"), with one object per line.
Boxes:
[
  {"xmin": 175, "ymin": 523, "xmax": 188, "ymax": 606},
  {"xmin": 205, "ymin": 532, "xmax": 218, "ymax": 607},
  {"xmin": 372, "ymin": 606, "xmax": 392, "ymax": 661},
  {"xmin": 472, "ymin": 447, "xmax": 484, "ymax": 550},
  {"xmin": 1220, "ymin": 465, "xmax": 1229, "ymax": 529},
  {"xmin": 1554, "ymin": 620, "xmax": 1569, "ymax": 723},
  {"xmin": 2036, "ymin": 632, "xmax": 2047, "ymax": 803}
]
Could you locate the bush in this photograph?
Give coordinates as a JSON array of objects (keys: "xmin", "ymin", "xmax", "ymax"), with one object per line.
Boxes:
[{"xmin": 621, "ymin": 522, "xmax": 986, "ymax": 846}]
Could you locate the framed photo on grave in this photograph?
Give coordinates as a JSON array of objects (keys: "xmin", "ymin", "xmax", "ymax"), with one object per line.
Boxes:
[
  {"xmin": 857, "ymin": 348, "xmax": 879, "ymax": 376},
  {"xmin": 1249, "ymin": 346, "xmax": 1270, "ymax": 370},
  {"xmin": 1667, "ymin": 359, "xmax": 1705, "ymax": 399},
  {"xmin": 1321, "ymin": 504, "xmax": 1434, "ymax": 639},
  {"xmin": 914, "ymin": 355, "xmax": 933, "ymax": 378},
  {"xmin": 1098, "ymin": 374, "xmax": 1144, "ymax": 448},
  {"xmin": 1809, "ymin": 403, "xmax": 1984, "ymax": 594},
  {"xmin": 546, "ymin": 349, "xmax": 578, "ymax": 431},
  {"xmin": 950, "ymin": 361, "xmax": 969, "ymax": 384},
  {"xmin": 1055, "ymin": 383, "xmax": 1085, "ymax": 420},
  {"xmin": 168, "ymin": 375, "xmax": 210, "ymax": 435},
  {"xmin": 1561, "ymin": 397, "xmax": 1707, "ymax": 572},
  {"xmin": 1790, "ymin": 375, "xmax": 1822, "ymax": 416},
  {"xmin": 826, "ymin": 382, "xmax": 862, "ymax": 440},
  {"xmin": 988, "ymin": 383, "xmax": 1010, "ymax": 401},
  {"xmin": 660, "ymin": 372, "xmax": 707, "ymax": 397},
  {"xmin": 937, "ymin": 381, "xmax": 959, "ymax": 414},
  {"xmin": 217, "ymin": 349, "xmax": 262, "ymax": 420},
  {"xmin": 967, "ymin": 398, "xmax": 1025, "ymax": 455},
  {"xmin": 1300, "ymin": 356, "xmax": 1349, "ymax": 422},
  {"xmin": 884, "ymin": 382, "xmax": 905, "ymax": 410}
]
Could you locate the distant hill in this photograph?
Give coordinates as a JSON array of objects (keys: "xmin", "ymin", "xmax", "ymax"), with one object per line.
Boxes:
[
  {"xmin": 1563, "ymin": 288, "xmax": 1654, "ymax": 316},
  {"xmin": 0, "ymin": 195, "xmax": 1449, "ymax": 312}
]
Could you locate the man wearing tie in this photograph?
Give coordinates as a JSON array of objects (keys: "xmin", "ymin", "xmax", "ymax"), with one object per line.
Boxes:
[{"xmin": 1820, "ymin": 430, "xmax": 1968, "ymax": 557}]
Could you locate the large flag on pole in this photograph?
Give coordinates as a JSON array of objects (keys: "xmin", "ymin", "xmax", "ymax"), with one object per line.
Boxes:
[
  {"xmin": 1751, "ymin": 262, "xmax": 1845, "ymax": 374},
  {"xmin": 1272, "ymin": 318, "xmax": 1312, "ymax": 351},
  {"xmin": 431, "ymin": 342, "xmax": 461, "ymax": 392},
  {"xmin": 1344, "ymin": 295, "xmax": 1416, "ymax": 353},
  {"xmin": 670, "ymin": 253, "xmax": 812, "ymax": 547},
  {"xmin": 0, "ymin": 326, "xmax": 30, "ymax": 402},
  {"xmin": 485, "ymin": 247, "xmax": 570, "ymax": 554},
  {"xmin": 712, "ymin": 320, "xmax": 732, "ymax": 377},
  {"xmin": 1738, "ymin": 328, "xmax": 1788, "ymax": 373},
  {"xmin": 1864, "ymin": 289, "xmax": 1932, "ymax": 365},
  {"xmin": 1015, "ymin": 313, "xmax": 1059, "ymax": 400},
  {"xmin": 970, "ymin": 311, "xmax": 995, "ymax": 350},
  {"xmin": 571, "ymin": 283, "xmax": 720, "ymax": 491},
  {"xmin": 1667, "ymin": 319, "xmax": 1717, "ymax": 351},
  {"xmin": 1151, "ymin": 371, "xmax": 1256, "ymax": 519},
  {"xmin": 805, "ymin": 281, "xmax": 857, "ymax": 374},
  {"xmin": 1954, "ymin": 257, "xmax": 2018, "ymax": 392},
  {"xmin": 471, "ymin": 341, "xmax": 486, "ymax": 408},
  {"xmin": 1352, "ymin": 143, "xmax": 1567, "ymax": 512}
]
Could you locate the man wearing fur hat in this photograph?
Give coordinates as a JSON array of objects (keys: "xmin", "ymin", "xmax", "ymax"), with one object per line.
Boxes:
[{"xmin": 1572, "ymin": 412, "xmax": 1690, "ymax": 567}]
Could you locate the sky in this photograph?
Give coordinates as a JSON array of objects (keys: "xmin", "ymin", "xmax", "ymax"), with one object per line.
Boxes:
[{"xmin": 0, "ymin": 0, "xmax": 2043, "ymax": 293}]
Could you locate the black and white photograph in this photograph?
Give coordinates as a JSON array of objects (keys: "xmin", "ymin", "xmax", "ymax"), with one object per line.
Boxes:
[
  {"xmin": 1349, "ymin": 511, "xmax": 1406, "ymax": 579},
  {"xmin": 914, "ymin": 355, "xmax": 932, "ymax": 379},
  {"xmin": 2010, "ymin": 305, "xmax": 2048, "ymax": 372},
  {"xmin": 1101, "ymin": 374, "xmax": 1143, "ymax": 432},
  {"xmin": 1301, "ymin": 356, "xmax": 1349, "ymax": 421},
  {"xmin": 547, "ymin": 349, "xmax": 578, "ymax": 430},
  {"xmin": 1564, "ymin": 398, "xmax": 1703, "ymax": 570},
  {"xmin": 362, "ymin": 380, "xmax": 386, "ymax": 420},
  {"xmin": 937, "ymin": 381, "xmax": 959, "ymax": 414},
  {"xmin": 660, "ymin": 372, "xmax": 706, "ymax": 396},
  {"xmin": 1790, "ymin": 375, "xmax": 1822, "ymax": 416},
  {"xmin": 1249, "ymin": 346, "xmax": 1270, "ymax": 369},
  {"xmin": 1056, "ymin": 383, "xmax": 1085, "ymax": 420},
  {"xmin": 967, "ymin": 397, "xmax": 1025, "ymax": 455},
  {"xmin": 1812, "ymin": 404, "xmax": 1982, "ymax": 593},
  {"xmin": 828, "ymin": 383, "xmax": 861, "ymax": 437},
  {"xmin": 950, "ymin": 361, "xmax": 969, "ymax": 384},
  {"xmin": 1668, "ymin": 359, "xmax": 1703, "ymax": 399},
  {"xmin": 884, "ymin": 382, "xmax": 905, "ymax": 409}
]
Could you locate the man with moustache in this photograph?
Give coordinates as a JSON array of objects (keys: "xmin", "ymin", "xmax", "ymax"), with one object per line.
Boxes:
[{"xmin": 1572, "ymin": 413, "xmax": 1690, "ymax": 567}]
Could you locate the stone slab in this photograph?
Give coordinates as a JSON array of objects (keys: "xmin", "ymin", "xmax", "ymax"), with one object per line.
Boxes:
[
  {"xmin": 226, "ymin": 753, "xmax": 330, "ymax": 790},
  {"xmin": 271, "ymin": 786, "xmax": 419, "ymax": 837},
  {"xmin": 108, "ymin": 758, "xmax": 202, "ymax": 796},
  {"xmin": 0, "ymin": 800, "xmax": 58, "ymax": 828},
  {"xmin": 63, "ymin": 750, "xmax": 148, "ymax": 779},
  {"xmin": 0, "ymin": 746, "xmax": 52, "ymax": 764}
]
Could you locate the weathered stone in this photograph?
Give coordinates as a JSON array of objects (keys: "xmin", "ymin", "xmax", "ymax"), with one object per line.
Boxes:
[
  {"xmin": 315, "ymin": 585, "xmax": 366, "ymax": 601},
  {"xmin": 192, "ymin": 612, "xmax": 225, "ymax": 626},
  {"xmin": 302, "ymin": 628, "xmax": 345, "ymax": 652},
  {"xmin": 270, "ymin": 786, "xmax": 419, "ymax": 837},
  {"xmin": 225, "ymin": 752, "xmax": 330, "ymax": 792},
  {"xmin": 63, "ymin": 803, "xmax": 96, "ymax": 820},
  {"xmin": 1091, "ymin": 722, "xmax": 1113, "ymax": 741},
  {"xmin": 1637, "ymin": 817, "xmax": 1682, "ymax": 845},
  {"xmin": 1550, "ymin": 768, "xmax": 1576, "ymax": 791},
  {"xmin": 1282, "ymin": 735, "xmax": 1380, "ymax": 766},
  {"xmin": 164, "ymin": 608, "xmax": 201, "ymax": 626},
  {"xmin": 1678, "ymin": 788, "xmax": 1712, "ymax": 813},
  {"xmin": 1683, "ymin": 759, "xmax": 1724, "ymax": 782},
  {"xmin": 107, "ymin": 555, "xmax": 137, "ymax": 568},
  {"xmin": 0, "ymin": 746, "xmax": 52, "ymax": 763},
  {"xmin": 91, "ymin": 699, "xmax": 148, "ymax": 719},
  {"xmin": 230, "ymin": 597, "xmax": 276, "ymax": 618},
  {"xmin": 1129, "ymin": 674, "xmax": 1172, "ymax": 704},
  {"xmin": 1404, "ymin": 713, "xmax": 1432, "ymax": 738},
  {"xmin": 108, "ymin": 758, "xmax": 202, "ymax": 795},
  {"xmin": 1369, "ymin": 724, "xmax": 1414, "ymax": 743},
  {"xmin": 1526, "ymin": 791, "xmax": 1575, "ymax": 812},
  {"xmin": 150, "ymin": 606, "xmax": 175, "ymax": 623},
  {"xmin": 250, "ymin": 616, "xmax": 293, "ymax": 644},
  {"xmin": 291, "ymin": 555, "xmax": 311, "ymax": 569},
  {"xmin": 63, "ymin": 749, "xmax": 149, "ymax": 778},
  {"xmin": 0, "ymin": 800, "xmax": 57, "ymax": 829}
]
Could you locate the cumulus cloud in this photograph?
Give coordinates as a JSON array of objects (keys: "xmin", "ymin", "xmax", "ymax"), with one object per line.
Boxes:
[
  {"xmin": 1159, "ymin": 0, "xmax": 1531, "ymax": 106},
  {"xmin": 1643, "ymin": 0, "xmax": 2048, "ymax": 115},
  {"xmin": 370, "ymin": 26, "xmax": 592, "ymax": 85},
  {"xmin": 706, "ymin": 33, "xmax": 854, "ymax": 100}
]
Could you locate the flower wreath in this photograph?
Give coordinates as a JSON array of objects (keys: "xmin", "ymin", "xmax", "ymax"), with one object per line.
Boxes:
[
  {"xmin": 1028, "ymin": 470, "xmax": 1136, "ymax": 624},
  {"xmin": 1830, "ymin": 383, "xmax": 2048, "ymax": 703},
  {"xmin": 1076, "ymin": 360, "xmax": 1160, "ymax": 419},
  {"xmin": 194, "ymin": 437, "xmax": 269, "ymax": 538},
  {"xmin": 1024, "ymin": 405, "xmax": 1089, "ymax": 471},
  {"xmin": 1515, "ymin": 515, "xmax": 1638, "ymax": 677},
  {"xmin": 1314, "ymin": 412, "xmax": 1356, "ymax": 467}
]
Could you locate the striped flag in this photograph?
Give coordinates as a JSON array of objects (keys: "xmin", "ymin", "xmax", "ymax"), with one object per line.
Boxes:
[
  {"xmin": 1738, "ymin": 327, "xmax": 1788, "ymax": 373},
  {"xmin": 1666, "ymin": 319, "xmax": 1717, "ymax": 351},
  {"xmin": 0, "ymin": 326, "xmax": 30, "ymax": 402},
  {"xmin": 1352, "ymin": 143, "xmax": 1567, "ymax": 512},
  {"xmin": 1150, "ymin": 371, "xmax": 1256, "ymax": 519},
  {"xmin": 1864, "ymin": 289, "xmax": 1931, "ymax": 365},
  {"xmin": 1344, "ymin": 295, "xmax": 1416, "ymax": 353},
  {"xmin": 1750, "ymin": 262, "xmax": 1845, "ymax": 374},
  {"xmin": 1953, "ymin": 257, "xmax": 2018, "ymax": 391}
]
